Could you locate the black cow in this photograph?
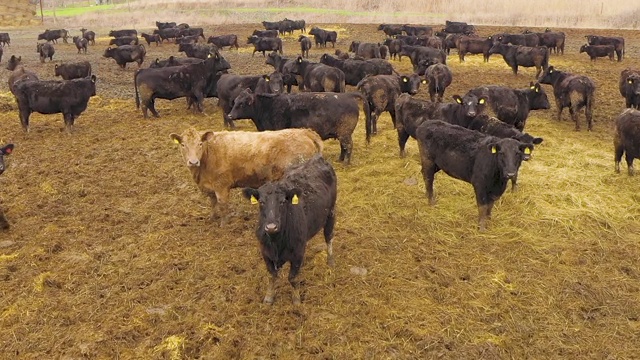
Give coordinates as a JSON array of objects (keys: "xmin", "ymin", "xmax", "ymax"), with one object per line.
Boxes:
[
  {"xmin": 319, "ymin": 54, "xmax": 393, "ymax": 86},
  {"xmin": 242, "ymin": 155, "xmax": 337, "ymax": 305},
  {"xmin": 178, "ymin": 43, "xmax": 216, "ymax": 59},
  {"xmin": 134, "ymin": 52, "xmax": 230, "ymax": 118},
  {"xmin": 466, "ymin": 82, "xmax": 550, "ymax": 131},
  {"xmin": 0, "ymin": 144, "xmax": 15, "ymax": 230},
  {"xmin": 334, "ymin": 49, "xmax": 350, "ymax": 59},
  {"xmin": 72, "ymin": 36, "xmax": 88, "ymax": 54},
  {"xmin": 378, "ymin": 24, "xmax": 403, "ymax": 37},
  {"xmin": 538, "ymin": 66, "xmax": 596, "ymax": 131},
  {"xmin": 262, "ymin": 21, "xmax": 280, "ymax": 31},
  {"xmin": 207, "ymin": 35, "xmax": 239, "ymax": 50},
  {"xmin": 586, "ymin": 35, "xmax": 624, "ymax": 61},
  {"xmin": 176, "ymin": 35, "xmax": 201, "ymax": 45},
  {"xmin": 357, "ymin": 73, "xmax": 425, "ymax": 135},
  {"xmin": 579, "ymin": 44, "xmax": 615, "ymax": 61},
  {"xmin": 415, "ymin": 120, "xmax": 532, "ymax": 230},
  {"xmin": 289, "ymin": 56, "xmax": 345, "ymax": 93},
  {"xmin": 38, "ymin": 29, "xmax": 68, "ymax": 43},
  {"xmin": 266, "ymin": 52, "xmax": 299, "ymax": 93},
  {"xmin": 443, "ymin": 20, "xmax": 476, "ymax": 34},
  {"xmin": 349, "ymin": 41, "xmax": 381, "ymax": 59},
  {"xmin": 399, "ymin": 45, "xmax": 447, "ymax": 71},
  {"xmin": 216, "ymin": 72, "xmax": 284, "ymax": 128},
  {"xmin": 154, "ymin": 28, "xmax": 180, "ymax": 42},
  {"xmin": 6, "ymin": 55, "xmax": 21, "ymax": 71},
  {"xmin": 298, "ymin": 35, "xmax": 312, "ymax": 58},
  {"xmin": 308, "ymin": 27, "xmax": 337, "ymax": 47},
  {"xmin": 383, "ymin": 38, "xmax": 403, "ymax": 60},
  {"xmin": 619, "ymin": 69, "xmax": 640, "ymax": 109},
  {"xmin": 54, "ymin": 61, "xmax": 92, "ymax": 80},
  {"xmin": 228, "ymin": 90, "xmax": 369, "ymax": 164},
  {"xmin": 149, "ymin": 56, "xmax": 204, "ymax": 68},
  {"xmin": 141, "ymin": 33, "xmax": 161, "ymax": 46},
  {"xmin": 424, "ymin": 63, "xmax": 452, "ymax": 102},
  {"xmin": 8, "ymin": 66, "xmax": 38, "ymax": 96},
  {"xmin": 403, "ymin": 25, "xmax": 433, "ymax": 37},
  {"xmin": 156, "ymin": 21, "xmax": 177, "ymax": 30},
  {"xmin": 247, "ymin": 36, "xmax": 283, "ymax": 57},
  {"xmin": 103, "ymin": 45, "xmax": 146, "ymax": 69},
  {"xmin": 489, "ymin": 43, "xmax": 549, "ymax": 77},
  {"xmin": 36, "ymin": 43, "xmax": 55, "ymax": 63},
  {"xmin": 178, "ymin": 27, "xmax": 205, "ymax": 40},
  {"xmin": 80, "ymin": 28, "xmax": 96, "ymax": 45},
  {"xmin": 109, "ymin": 29, "xmax": 137, "ymax": 38},
  {"xmin": 538, "ymin": 30, "xmax": 565, "ymax": 55},
  {"xmin": 0, "ymin": 33, "xmax": 10, "ymax": 46},
  {"xmin": 109, "ymin": 36, "xmax": 139, "ymax": 46},
  {"xmin": 495, "ymin": 33, "xmax": 539, "ymax": 47},
  {"xmin": 614, "ymin": 109, "xmax": 640, "ymax": 175},
  {"xmin": 252, "ymin": 30, "xmax": 278, "ymax": 38},
  {"xmin": 13, "ymin": 76, "xmax": 97, "ymax": 132}
]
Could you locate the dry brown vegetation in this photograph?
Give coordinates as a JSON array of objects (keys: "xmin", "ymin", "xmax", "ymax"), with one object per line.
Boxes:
[{"xmin": 0, "ymin": 21, "xmax": 639, "ymax": 358}]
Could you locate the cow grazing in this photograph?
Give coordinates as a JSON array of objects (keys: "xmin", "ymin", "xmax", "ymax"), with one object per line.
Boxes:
[
  {"xmin": 416, "ymin": 120, "xmax": 533, "ymax": 230},
  {"xmin": 228, "ymin": 90, "xmax": 367, "ymax": 164},
  {"xmin": 424, "ymin": 63, "xmax": 453, "ymax": 102},
  {"xmin": 149, "ymin": 56, "xmax": 205, "ymax": 68},
  {"xmin": 489, "ymin": 43, "xmax": 549, "ymax": 77},
  {"xmin": 13, "ymin": 75, "xmax": 97, "ymax": 132},
  {"xmin": 619, "ymin": 69, "xmax": 640, "ymax": 109},
  {"xmin": 54, "ymin": 61, "xmax": 92, "ymax": 80},
  {"xmin": 216, "ymin": 73, "xmax": 284, "ymax": 128},
  {"xmin": 252, "ymin": 29, "xmax": 278, "ymax": 38},
  {"xmin": 169, "ymin": 127, "xmax": 323, "ymax": 220},
  {"xmin": 36, "ymin": 43, "xmax": 55, "ymax": 63},
  {"xmin": 357, "ymin": 74, "xmax": 425, "ymax": 135},
  {"xmin": 265, "ymin": 52, "xmax": 299, "ymax": 93},
  {"xmin": 586, "ymin": 35, "xmax": 624, "ymax": 61},
  {"xmin": 539, "ymin": 66, "xmax": 596, "ymax": 131},
  {"xmin": 207, "ymin": 35, "xmax": 239, "ymax": 50},
  {"xmin": 614, "ymin": 109, "xmax": 640, "ymax": 175},
  {"xmin": 72, "ymin": 36, "xmax": 88, "ymax": 54},
  {"xmin": 457, "ymin": 36, "xmax": 493, "ymax": 62},
  {"xmin": 38, "ymin": 29, "xmax": 68, "ymax": 43},
  {"xmin": 247, "ymin": 36, "xmax": 283, "ymax": 57},
  {"xmin": 135, "ymin": 52, "xmax": 231, "ymax": 118},
  {"xmin": 298, "ymin": 35, "xmax": 312, "ymax": 58},
  {"xmin": 6, "ymin": 55, "xmax": 21, "ymax": 71},
  {"xmin": 399, "ymin": 45, "xmax": 447, "ymax": 71},
  {"xmin": 109, "ymin": 29, "xmax": 138, "ymax": 38},
  {"xmin": 319, "ymin": 54, "xmax": 393, "ymax": 86},
  {"xmin": 378, "ymin": 24, "xmax": 403, "ymax": 37},
  {"xmin": 178, "ymin": 43, "xmax": 216, "ymax": 59},
  {"xmin": 109, "ymin": 36, "xmax": 139, "ymax": 46},
  {"xmin": 308, "ymin": 27, "xmax": 337, "ymax": 47},
  {"xmin": 8, "ymin": 66, "xmax": 38, "ymax": 95},
  {"xmin": 403, "ymin": 25, "xmax": 433, "ymax": 37},
  {"xmin": 289, "ymin": 56, "xmax": 346, "ymax": 93},
  {"xmin": 0, "ymin": 144, "xmax": 15, "ymax": 230},
  {"xmin": 154, "ymin": 28, "xmax": 180, "ymax": 42},
  {"xmin": 0, "ymin": 33, "xmax": 11, "ymax": 47},
  {"xmin": 579, "ymin": 44, "xmax": 615, "ymax": 61},
  {"xmin": 103, "ymin": 45, "xmax": 146, "ymax": 69},
  {"xmin": 141, "ymin": 33, "xmax": 161, "ymax": 46},
  {"xmin": 80, "ymin": 28, "xmax": 95, "ymax": 45},
  {"xmin": 242, "ymin": 155, "xmax": 337, "ymax": 305},
  {"xmin": 349, "ymin": 41, "xmax": 381, "ymax": 59},
  {"xmin": 466, "ymin": 82, "xmax": 550, "ymax": 131}
]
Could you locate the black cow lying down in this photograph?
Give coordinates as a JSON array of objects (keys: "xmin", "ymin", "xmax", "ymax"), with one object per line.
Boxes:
[
  {"xmin": 416, "ymin": 120, "xmax": 533, "ymax": 231},
  {"xmin": 13, "ymin": 75, "xmax": 97, "ymax": 132},
  {"xmin": 243, "ymin": 154, "xmax": 337, "ymax": 305}
]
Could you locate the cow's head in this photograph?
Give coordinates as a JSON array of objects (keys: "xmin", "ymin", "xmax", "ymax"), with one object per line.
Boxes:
[
  {"xmin": 625, "ymin": 74, "xmax": 640, "ymax": 96},
  {"xmin": 348, "ymin": 41, "xmax": 359, "ymax": 52},
  {"xmin": 399, "ymin": 74, "xmax": 423, "ymax": 95},
  {"xmin": 515, "ymin": 134, "xmax": 543, "ymax": 158},
  {"xmin": 169, "ymin": 128, "xmax": 214, "ymax": 168},
  {"xmin": 452, "ymin": 93, "xmax": 487, "ymax": 118},
  {"xmin": 538, "ymin": 66, "xmax": 558, "ymax": 84},
  {"xmin": 0, "ymin": 144, "xmax": 14, "ymax": 175},
  {"xmin": 261, "ymin": 72, "xmax": 284, "ymax": 94},
  {"xmin": 102, "ymin": 47, "xmax": 115, "ymax": 58},
  {"xmin": 243, "ymin": 184, "xmax": 300, "ymax": 235},
  {"xmin": 579, "ymin": 44, "xmax": 588, "ymax": 53},
  {"xmin": 7, "ymin": 55, "xmax": 22, "ymax": 71},
  {"xmin": 228, "ymin": 88, "xmax": 256, "ymax": 120},
  {"xmin": 488, "ymin": 41, "xmax": 505, "ymax": 54},
  {"xmin": 487, "ymin": 138, "xmax": 532, "ymax": 180},
  {"xmin": 527, "ymin": 82, "xmax": 551, "ymax": 110}
]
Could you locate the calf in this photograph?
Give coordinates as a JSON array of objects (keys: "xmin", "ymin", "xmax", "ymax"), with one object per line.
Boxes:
[
  {"xmin": 207, "ymin": 35, "xmax": 239, "ymax": 50},
  {"xmin": 36, "ymin": 43, "xmax": 55, "ymax": 63},
  {"xmin": 289, "ymin": 56, "xmax": 345, "ymax": 93},
  {"xmin": 466, "ymin": 82, "xmax": 550, "ymax": 131},
  {"xmin": 72, "ymin": 36, "xmax": 88, "ymax": 54},
  {"xmin": 141, "ymin": 33, "xmax": 161, "ymax": 46},
  {"xmin": 228, "ymin": 90, "xmax": 368, "ymax": 164},
  {"xmin": 586, "ymin": 35, "xmax": 624, "ymax": 61},
  {"xmin": 308, "ymin": 27, "xmax": 337, "ymax": 47},
  {"xmin": 416, "ymin": 120, "xmax": 533, "ymax": 230},
  {"xmin": 424, "ymin": 63, "xmax": 453, "ymax": 102},
  {"xmin": 169, "ymin": 127, "xmax": 323, "ymax": 220},
  {"xmin": 489, "ymin": 43, "xmax": 549, "ymax": 77},
  {"xmin": 539, "ymin": 66, "xmax": 596, "ymax": 131},
  {"xmin": 13, "ymin": 75, "xmax": 97, "ymax": 132},
  {"xmin": 252, "ymin": 29, "xmax": 278, "ymax": 38},
  {"xmin": 8, "ymin": 66, "xmax": 38, "ymax": 95},
  {"xmin": 80, "ymin": 28, "xmax": 96, "ymax": 45},
  {"xmin": 109, "ymin": 36, "xmax": 139, "ymax": 46},
  {"xmin": 54, "ymin": 61, "xmax": 92, "ymax": 80},
  {"xmin": 383, "ymin": 38, "xmax": 403, "ymax": 60},
  {"xmin": 243, "ymin": 155, "xmax": 336, "ymax": 305},
  {"xmin": 349, "ymin": 41, "xmax": 381, "ymax": 59},
  {"xmin": 0, "ymin": 33, "xmax": 11, "ymax": 46},
  {"xmin": 619, "ymin": 69, "xmax": 640, "ymax": 109},
  {"xmin": 216, "ymin": 72, "xmax": 284, "ymax": 128},
  {"xmin": 178, "ymin": 43, "xmax": 216, "ymax": 59},
  {"xmin": 614, "ymin": 109, "xmax": 640, "ymax": 175},
  {"xmin": 6, "ymin": 55, "xmax": 21, "ymax": 71},
  {"xmin": 247, "ymin": 36, "xmax": 283, "ymax": 57},
  {"xmin": 356, "ymin": 73, "xmax": 425, "ymax": 135},
  {"xmin": 579, "ymin": 44, "xmax": 615, "ymax": 61},
  {"xmin": 103, "ymin": 45, "xmax": 146, "ymax": 69},
  {"xmin": 378, "ymin": 24, "xmax": 403, "ymax": 37},
  {"xmin": 298, "ymin": 35, "xmax": 312, "ymax": 58},
  {"xmin": 0, "ymin": 144, "xmax": 15, "ymax": 230},
  {"xmin": 265, "ymin": 52, "xmax": 299, "ymax": 93},
  {"xmin": 319, "ymin": 54, "xmax": 393, "ymax": 86}
]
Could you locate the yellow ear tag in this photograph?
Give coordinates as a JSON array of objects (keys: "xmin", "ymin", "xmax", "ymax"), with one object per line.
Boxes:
[
  {"xmin": 479, "ymin": 99, "xmax": 485, "ymax": 105},
  {"xmin": 535, "ymin": 87, "xmax": 539, "ymax": 92},
  {"xmin": 250, "ymin": 195, "xmax": 258, "ymax": 205},
  {"xmin": 173, "ymin": 139, "xmax": 180, "ymax": 144},
  {"xmin": 524, "ymin": 148, "xmax": 531, "ymax": 155},
  {"xmin": 629, "ymin": 79, "xmax": 633, "ymax": 84},
  {"xmin": 491, "ymin": 146, "xmax": 497, "ymax": 154},
  {"xmin": 455, "ymin": 98, "xmax": 462, "ymax": 104},
  {"xmin": 530, "ymin": 85, "xmax": 536, "ymax": 90},
  {"xmin": 265, "ymin": 77, "xmax": 270, "ymax": 82},
  {"xmin": 291, "ymin": 194, "xmax": 299, "ymax": 205},
  {"xmin": 403, "ymin": 77, "xmax": 408, "ymax": 83},
  {"xmin": 422, "ymin": 79, "xmax": 427, "ymax": 84}
]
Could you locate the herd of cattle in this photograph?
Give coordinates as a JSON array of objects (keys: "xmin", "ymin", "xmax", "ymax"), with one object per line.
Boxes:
[{"xmin": 1, "ymin": 19, "xmax": 640, "ymax": 304}]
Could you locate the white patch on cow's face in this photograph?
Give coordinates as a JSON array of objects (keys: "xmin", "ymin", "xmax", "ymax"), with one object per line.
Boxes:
[
  {"xmin": 468, "ymin": 102, "xmax": 473, "ymax": 106},
  {"xmin": 334, "ymin": 95, "xmax": 338, "ymax": 99}
]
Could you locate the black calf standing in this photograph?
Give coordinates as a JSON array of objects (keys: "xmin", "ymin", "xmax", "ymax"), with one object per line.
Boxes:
[
  {"xmin": 243, "ymin": 155, "xmax": 337, "ymax": 305},
  {"xmin": 539, "ymin": 66, "xmax": 596, "ymax": 131},
  {"xmin": 614, "ymin": 109, "xmax": 640, "ymax": 175}
]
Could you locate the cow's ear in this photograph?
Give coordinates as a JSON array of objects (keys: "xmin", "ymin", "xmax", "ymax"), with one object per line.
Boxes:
[
  {"xmin": 154, "ymin": 58, "xmax": 159, "ymax": 64},
  {"xmin": 90, "ymin": 75, "xmax": 97, "ymax": 83},
  {"xmin": 286, "ymin": 188, "xmax": 300, "ymax": 205},
  {"xmin": 1, "ymin": 144, "xmax": 14, "ymax": 155},
  {"xmin": 532, "ymin": 137, "xmax": 543, "ymax": 145},
  {"xmin": 169, "ymin": 133, "xmax": 182, "ymax": 145},
  {"xmin": 547, "ymin": 66, "xmax": 554, "ymax": 73},
  {"xmin": 489, "ymin": 143, "xmax": 500, "ymax": 154},
  {"xmin": 628, "ymin": 78, "xmax": 634, "ymax": 84},
  {"xmin": 401, "ymin": 76, "xmax": 409, "ymax": 83},
  {"xmin": 263, "ymin": 75, "xmax": 270, "ymax": 82},
  {"xmin": 55, "ymin": 64, "xmax": 58, "ymax": 69},
  {"xmin": 201, "ymin": 131, "xmax": 214, "ymax": 142},
  {"xmin": 107, "ymin": 47, "xmax": 112, "ymax": 50},
  {"xmin": 453, "ymin": 95, "xmax": 462, "ymax": 104},
  {"xmin": 242, "ymin": 188, "xmax": 260, "ymax": 203}
]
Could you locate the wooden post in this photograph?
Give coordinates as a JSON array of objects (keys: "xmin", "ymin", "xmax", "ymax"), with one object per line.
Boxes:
[{"xmin": 40, "ymin": 0, "xmax": 44, "ymax": 24}]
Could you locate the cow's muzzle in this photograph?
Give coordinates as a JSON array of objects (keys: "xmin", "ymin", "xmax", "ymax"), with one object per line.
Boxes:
[{"xmin": 265, "ymin": 223, "xmax": 279, "ymax": 234}]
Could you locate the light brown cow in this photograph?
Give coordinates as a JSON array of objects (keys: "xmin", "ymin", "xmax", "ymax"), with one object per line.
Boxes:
[{"xmin": 170, "ymin": 127, "xmax": 323, "ymax": 221}]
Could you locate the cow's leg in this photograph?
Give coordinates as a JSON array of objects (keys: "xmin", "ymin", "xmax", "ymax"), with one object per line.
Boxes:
[
  {"xmin": 476, "ymin": 201, "xmax": 492, "ymax": 232},
  {"xmin": 19, "ymin": 109, "xmax": 31, "ymax": 132},
  {"xmin": 585, "ymin": 100, "xmax": 594, "ymax": 131},
  {"xmin": 625, "ymin": 153, "xmax": 635, "ymax": 176},
  {"xmin": 555, "ymin": 101, "xmax": 563, "ymax": 121},
  {"xmin": 148, "ymin": 99, "xmax": 160, "ymax": 118},
  {"xmin": 263, "ymin": 257, "xmax": 278, "ymax": 304},
  {"xmin": 397, "ymin": 128, "xmax": 411, "ymax": 157},
  {"xmin": 339, "ymin": 135, "xmax": 353, "ymax": 164},
  {"xmin": 323, "ymin": 209, "xmax": 336, "ymax": 267},
  {"xmin": 570, "ymin": 105, "xmax": 580, "ymax": 131},
  {"xmin": 418, "ymin": 147, "xmax": 437, "ymax": 205},
  {"xmin": 0, "ymin": 208, "xmax": 9, "ymax": 230},
  {"xmin": 288, "ymin": 257, "xmax": 303, "ymax": 305},
  {"xmin": 63, "ymin": 113, "xmax": 74, "ymax": 132},
  {"xmin": 614, "ymin": 142, "xmax": 624, "ymax": 173}
]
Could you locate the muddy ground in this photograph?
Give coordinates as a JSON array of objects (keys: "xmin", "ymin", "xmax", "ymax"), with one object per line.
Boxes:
[{"xmin": 0, "ymin": 23, "xmax": 639, "ymax": 359}]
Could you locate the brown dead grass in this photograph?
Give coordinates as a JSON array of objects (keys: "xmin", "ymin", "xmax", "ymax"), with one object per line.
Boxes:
[{"xmin": 0, "ymin": 23, "xmax": 639, "ymax": 358}]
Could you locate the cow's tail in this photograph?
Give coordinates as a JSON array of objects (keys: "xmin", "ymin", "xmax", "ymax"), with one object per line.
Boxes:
[
  {"xmin": 542, "ymin": 47, "xmax": 550, "ymax": 73},
  {"xmin": 355, "ymin": 92, "xmax": 372, "ymax": 143},
  {"xmin": 134, "ymin": 69, "xmax": 141, "ymax": 109}
]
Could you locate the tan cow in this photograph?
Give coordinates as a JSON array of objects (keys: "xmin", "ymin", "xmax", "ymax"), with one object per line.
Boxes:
[{"xmin": 170, "ymin": 127, "xmax": 323, "ymax": 221}]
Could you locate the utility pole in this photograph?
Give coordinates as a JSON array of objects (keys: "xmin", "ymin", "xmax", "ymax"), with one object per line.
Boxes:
[{"xmin": 39, "ymin": 0, "xmax": 44, "ymax": 24}]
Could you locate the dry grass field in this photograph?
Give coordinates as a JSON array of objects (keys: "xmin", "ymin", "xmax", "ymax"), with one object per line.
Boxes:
[{"xmin": 0, "ymin": 20, "xmax": 639, "ymax": 359}]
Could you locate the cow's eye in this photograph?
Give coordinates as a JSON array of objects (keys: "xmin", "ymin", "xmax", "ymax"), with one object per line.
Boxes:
[{"xmin": 198, "ymin": 142, "xmax": 203, "ymax": 147}]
